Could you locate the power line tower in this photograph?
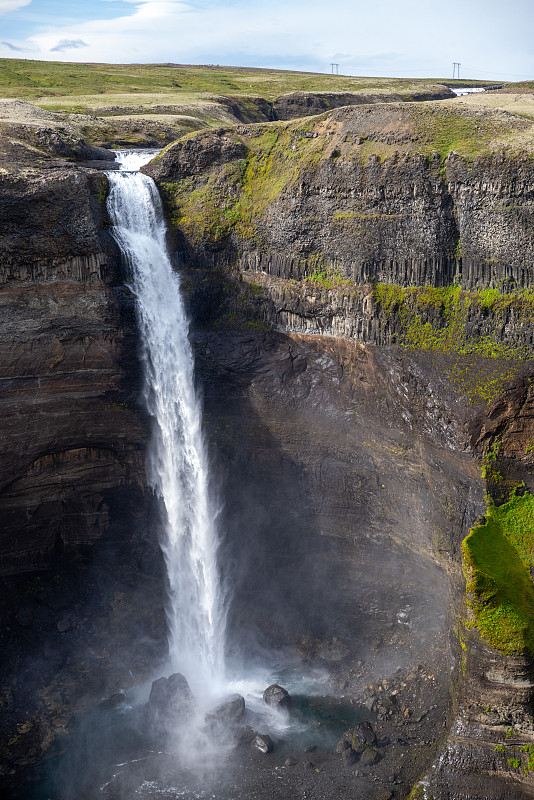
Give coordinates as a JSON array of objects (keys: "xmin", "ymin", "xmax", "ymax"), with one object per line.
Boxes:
[
  {"xmin": 330, "ymin": 63, "xmax": 339, "ymax": 75},
  {"xmin": 452, "ymin": 62, "xmax": 461, "ymax": 80}
]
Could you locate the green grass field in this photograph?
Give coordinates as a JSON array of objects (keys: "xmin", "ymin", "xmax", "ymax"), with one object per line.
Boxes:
[{"xmin": 0, "ymin": 58, "xmax": 496, "ymax": 111}]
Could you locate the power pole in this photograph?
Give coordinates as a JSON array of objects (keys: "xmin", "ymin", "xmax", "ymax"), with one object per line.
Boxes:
[
  {"xmin": 452, "ymin": 62, "xmax": 461, "ymax": 80},
  {"xmin": 330, "ymin": 63, "xmax": 339, "ymax": 75}
]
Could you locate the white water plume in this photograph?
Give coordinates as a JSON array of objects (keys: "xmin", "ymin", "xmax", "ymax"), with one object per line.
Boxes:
[{"xmin": 106, "ymin": 150, "xmax": 226, "ymax": 695}]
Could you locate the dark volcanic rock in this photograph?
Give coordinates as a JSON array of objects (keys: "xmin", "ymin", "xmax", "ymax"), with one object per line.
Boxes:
[
  {"xmin": 144, "ymin": 129, "xmax": 246, "ymax": 181},
  {"xmin": 206, "ymin": 693, "xmax": 246, "ymax": 727},
  {"xmin": 350, "ymin": 721, "xmax": 378, "ymax": 753},
  {"xmin": 340, "ymin": 744, "xmax": 358, "ymax": 767},
  {"xmin": 0, "ymin": 125, "xmax": 159, "ymax": 787},
  {"xmin": 360, "ymin": 746, "xmax": 381, "ymax": 766},
  {"xmin": 251, "ymin": 734, "xmax": 274, "ymax": 754},
  {"xmin": 234, "ymin": 724, "xmax": 255, "ymax": 745},
  {"xmin": 272, "ymin": 86, "xmax": 453, "ymax": 119},
  {"xmin": 263, "ymin": 683, "xmax": 291, "ymax": 709},
  {"xmin": 147, "ymin": 672, "xmax": 194, "ymax": 722},
  {"xmin": 0, "ymin": 151, "xmax": 149, "ymax": 576},
  {"xmin": 107, "ymin": 692, "xmax": 127, "ymax": 708},
  {"xmin": 336, "ymin": 738, "xmax": 353, "ymax": 754},
  {"xmin": 147, "ymin": 103, "xmax": 534, "ymax": 291}
]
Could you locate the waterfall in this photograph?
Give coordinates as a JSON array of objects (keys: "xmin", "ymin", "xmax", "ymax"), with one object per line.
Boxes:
[{"xmin": 106, "ymin": 150, "xmax": 226, "ymax": 694}]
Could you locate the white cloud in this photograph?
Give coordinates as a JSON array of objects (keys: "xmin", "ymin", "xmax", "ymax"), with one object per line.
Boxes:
[
  {"xmin": 50, "ymin": 39, "xmax": 89, "ymax": 53},
  {"xmin": 11, "ymin": 0, "xmax": 534, "ymax": 81},
  {"xmin": 0, "ymin": 0, "xmax": 31, "ymax": 15}
]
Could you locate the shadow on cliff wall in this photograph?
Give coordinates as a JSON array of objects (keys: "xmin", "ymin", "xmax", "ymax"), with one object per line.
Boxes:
[
  {"xmin": 195, "ymin": 326, "xmax": 453, "ymax": 688},
  {"xmin": 201, "ymin": 358, "xmax": 345, "ymax": 675}
]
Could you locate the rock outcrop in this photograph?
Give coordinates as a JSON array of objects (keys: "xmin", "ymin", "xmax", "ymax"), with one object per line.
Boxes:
[
  {"xmin": 146, "ymin": 102, "xmax": 534, "ymax": 291},
  {"xmin": 272, "ymin": 85, "xmax": 454, "ymax": 119}
]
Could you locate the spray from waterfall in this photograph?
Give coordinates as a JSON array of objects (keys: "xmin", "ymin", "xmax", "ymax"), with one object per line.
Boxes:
[{"xmin": 106, "ymin": 150, "xmax": 226, "ymax": 695}]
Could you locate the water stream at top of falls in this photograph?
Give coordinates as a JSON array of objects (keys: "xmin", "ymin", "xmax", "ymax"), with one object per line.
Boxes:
[{"xmin": 106, "ymin": 150, "xmax": 226, "ymax": 696}]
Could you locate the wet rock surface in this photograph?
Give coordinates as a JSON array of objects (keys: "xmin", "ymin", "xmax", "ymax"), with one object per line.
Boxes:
[
  {"xmin": 0, "ymin": 118, "xmax": 164, "ymax": 786},
  {"xmin": 263, "ymin": 683, "xmax": 291, "ymax": 709},
  {"xmin": 251, "ymin": 733, "xmax": 274, "ymax": 754},
  {"xmin": 145, "ymin": 673, "xmax": 194, "ymax": 729},
  {"xmin": 206, "ymin": 694, "xmax": 246, "ymax": 727}
]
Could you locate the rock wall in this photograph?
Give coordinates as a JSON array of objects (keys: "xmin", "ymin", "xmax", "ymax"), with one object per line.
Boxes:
[
  {"xmin": 0, "ymin": 161, "xmax": 149, "ymax": 574},
  {"xmin": 146, "ymin": 102, "xmax": 534, "ymax": 798},
  {"xmin": 146, "ymin": 103, "xmax": 534, "ymax": 291},
  {"xmin": 227, "ymin": 271, "xmax": 534, "ymax": 351},
  {"xmin": 271, "ymin": 85, "xmax": 454, "ymax": 119},
  {"xmin": 0, "ymin": 137, "xmax": 166, "ymax": 786},
  {"xmin": 188, "ymin": 286, "xmax": 534, "ymax": 798}
]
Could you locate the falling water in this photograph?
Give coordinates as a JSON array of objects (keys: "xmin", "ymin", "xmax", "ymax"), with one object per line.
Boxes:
[{"xmin": 106, "ymin": 150, "xmax": 226, "ymax": 694}]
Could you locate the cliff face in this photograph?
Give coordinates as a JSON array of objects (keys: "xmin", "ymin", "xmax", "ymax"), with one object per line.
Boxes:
[
  {"xmin": 145, "ymin": 103, "xmax": 534, "ymax": 798},
  {"xmin": 3, "ymin": 98, "xmax": 534, "ymax": 797},
  {"xmin": 0, "ymin": 119, "xmax": 165, "ymax": 783},
  {"xmin": 270, "ymin": 85, "xmax": 455, "ymax": 119},
  {"xmin": 194, "ymin": 322, "xmax": 534, "ymax": 797},
  {"xmin": 0, "ymin": 130, "xmax": 147, "ymax": 574},
  {"xmin": 146, "ymin": 102, "xmax": 534, "ymax": 290}
]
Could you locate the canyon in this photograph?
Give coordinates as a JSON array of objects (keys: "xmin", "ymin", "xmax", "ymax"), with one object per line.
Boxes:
[{"xmin": 1, "ymin": 83, "xmax": 534, "ymax": 799}]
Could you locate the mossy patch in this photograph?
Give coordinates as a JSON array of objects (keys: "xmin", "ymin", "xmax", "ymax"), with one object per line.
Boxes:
[
  {"xmin": 97, "ymin": 175, "xmax": 109, "ymax": 205},
  {"xmin": 304, "ymin": 268, "xmax": 354, "ymax": 290},
  {"xmin": 160, "ymin": 123, "xmax": 326, "ymax": 245},
  {"xmin": 371, "ymin": 283, "xmax": 534, "ymax": 403},
  {"xmin": 462, "ymin": 489, "xmax": 534, "ymax": 656}
]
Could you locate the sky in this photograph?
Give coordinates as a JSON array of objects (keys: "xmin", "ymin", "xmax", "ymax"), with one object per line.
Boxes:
[{"xmin": 0, "ymin": 0, "xmax": 533, "ymax": 82}]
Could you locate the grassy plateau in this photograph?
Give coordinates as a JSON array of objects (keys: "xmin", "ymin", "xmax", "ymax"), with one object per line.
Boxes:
[{"xmin": 0, "ymin": 58, "xmax": 495, "ymax": 108}]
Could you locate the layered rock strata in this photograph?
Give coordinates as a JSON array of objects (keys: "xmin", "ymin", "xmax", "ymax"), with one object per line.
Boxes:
[
  {"xmin": 146, "ymin": 102, "xmax": 534, "ymax": 797},
  {"xmin": 0, "ymin": 118, "xmax": 164, "ymax": 786},
  {"xmin": 146, "ymin": 102, "xmax": 534, "ymax": 291},
  {"xmin": 2, "ymin": 96, "xmax": 534, "ymax": 797}
]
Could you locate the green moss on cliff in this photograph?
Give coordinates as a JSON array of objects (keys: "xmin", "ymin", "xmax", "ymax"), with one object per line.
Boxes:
[
  {"xmin": 304, "ymin": 265, "xmax": 354, "ymax": 290},
  {"xmin": 97, "ymin": 175, "xmax": 109, "ymax": 206},
  {"xmin": 462, "ymin": 490, "xmax": 534, "ymax": 656},
  {"xmin": 372, "ymin": 283, "xmax": 534, "ymax": 403},
  {"xmin": 160, "ymin": 123, "xmax": 326, "ymax": 245}
]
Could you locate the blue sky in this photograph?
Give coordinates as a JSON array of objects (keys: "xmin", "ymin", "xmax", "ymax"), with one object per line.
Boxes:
[{"xmin": 0, "ymin": 0, "xmax": 533, "ymax": 81}]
